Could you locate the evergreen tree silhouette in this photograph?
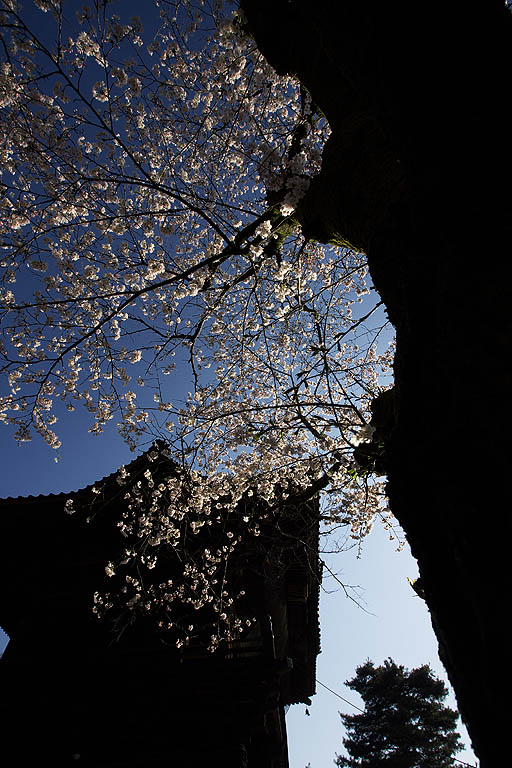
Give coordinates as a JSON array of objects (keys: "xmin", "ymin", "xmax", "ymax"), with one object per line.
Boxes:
[{"xmin": 336, "ymin": 659, "xmax": 464, "ymax": 767}]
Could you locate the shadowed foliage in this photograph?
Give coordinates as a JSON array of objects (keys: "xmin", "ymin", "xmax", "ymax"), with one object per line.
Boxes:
[{"xmin": 336, "ymin": 659, "xmax": 463, "ymax": 768}]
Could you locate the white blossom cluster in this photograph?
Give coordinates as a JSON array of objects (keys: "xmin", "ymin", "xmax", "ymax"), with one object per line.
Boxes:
[{"xmin": 89, "ymin": 455, "xmax": 288, "ymax": 651}]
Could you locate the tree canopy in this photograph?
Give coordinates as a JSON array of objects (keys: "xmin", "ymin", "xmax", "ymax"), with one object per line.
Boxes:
[
  {"xmin": 0, "ymin": 0, "xmax": 396, "ymax": 644},
  {"xmin": 336, "ymin": 659, "xmax": 464, "ymax": 768}
]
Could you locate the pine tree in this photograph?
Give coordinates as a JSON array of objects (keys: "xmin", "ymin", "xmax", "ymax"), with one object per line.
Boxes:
[{"xmin": 336, "ymin": 659, "xmax": 464, "ymax": 768}]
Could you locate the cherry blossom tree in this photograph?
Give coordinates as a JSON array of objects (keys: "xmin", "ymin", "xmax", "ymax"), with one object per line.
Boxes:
[{"xmin": 0, "ymin": 0, "xmax": 395, "ymax": 647}]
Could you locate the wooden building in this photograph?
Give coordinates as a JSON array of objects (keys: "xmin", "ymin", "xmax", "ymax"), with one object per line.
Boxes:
[{"xmin": 0, "ymin": 442, "xmax": 320, "ymax": 766}]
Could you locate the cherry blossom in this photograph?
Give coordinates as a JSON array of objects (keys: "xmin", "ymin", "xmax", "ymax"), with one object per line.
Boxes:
[{"xmin": 0, "ymin": 0, "xmax": 397, "ymax": 646}]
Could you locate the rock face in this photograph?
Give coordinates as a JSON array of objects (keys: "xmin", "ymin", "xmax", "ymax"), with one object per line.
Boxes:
[{"xmin": 241, "ymin": 2, "xmax": 512, "ymax": 765}]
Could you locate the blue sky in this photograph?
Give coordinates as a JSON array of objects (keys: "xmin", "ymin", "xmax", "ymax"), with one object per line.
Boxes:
[{"xmin": 286, "ymin": 525, "xmax": 478, "ymax": 767}]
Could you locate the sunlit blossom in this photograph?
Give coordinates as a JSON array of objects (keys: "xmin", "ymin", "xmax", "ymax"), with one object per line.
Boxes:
[{"xmin": 0, "ymin": 0, "xmax": 397, "ymax": 648}]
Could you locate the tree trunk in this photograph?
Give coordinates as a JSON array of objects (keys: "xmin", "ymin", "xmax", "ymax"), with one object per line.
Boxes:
[{"xmin": 241, "ymin": 2, "xmax": 512, "ymax": 765}]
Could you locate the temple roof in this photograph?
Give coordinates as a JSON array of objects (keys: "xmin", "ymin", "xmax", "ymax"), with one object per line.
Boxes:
[{"xmin": 0, "ymin": 439, "xmax": 320, "ymax": 706}]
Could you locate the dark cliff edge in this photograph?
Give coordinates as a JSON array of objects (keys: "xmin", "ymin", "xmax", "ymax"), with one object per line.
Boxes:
[{"xmin": 241, "ymin": 2, "xmax": 512, "ymax": 765}]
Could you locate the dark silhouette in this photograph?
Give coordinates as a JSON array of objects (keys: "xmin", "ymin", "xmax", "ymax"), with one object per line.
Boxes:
[
  {"xmin": 336, "ymin": 659, "xmax": 463, "ymax": 767},
  {"xmin": 240, "ymin": 2, "xmax": 511, "ymax": 765},
  {"xmin": 0, "ymin": 443, "xmax": 320, "ymax": 767}
]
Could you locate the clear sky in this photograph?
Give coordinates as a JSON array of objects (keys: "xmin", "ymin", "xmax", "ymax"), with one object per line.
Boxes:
[{"xmin": 285, "ymin": 525, "xmax": 478, "ymax": 767}]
